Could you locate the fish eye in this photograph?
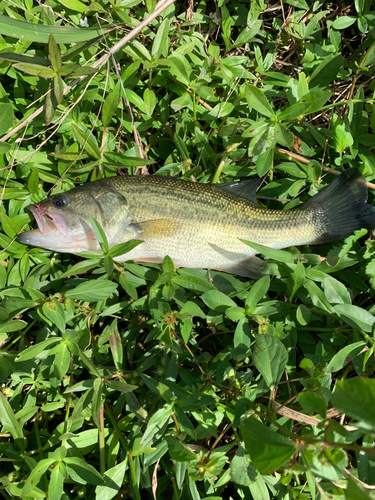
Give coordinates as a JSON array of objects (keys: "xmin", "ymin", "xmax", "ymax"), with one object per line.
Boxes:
[{"xmin": 53, "ymin": 197, "xmax": 66, "ymax": 208}]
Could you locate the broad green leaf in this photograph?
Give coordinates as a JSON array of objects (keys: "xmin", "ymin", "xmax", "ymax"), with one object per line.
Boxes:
[
  {"xmin": 48, "ymin": 34, "xmax": 62, "ymax": 73},
  {"xmin": 0, "ymin": 14, "xmax": 108, "ymax": 43},
  {"xmin": 200, "ymin": 290, "xmax": 237, "ymax": 312},
  {"xmin": 0, "ymin": 103, "xmax": 14, "ymax": 136},
  {"xmin": 172, "ymin": 274, "xmax": 216, "ymax": 293},
  {"xmin": 48, "ymin": 464, "xmax": 64, "ymax": 500},
  {"xmin": 240, "ymin": 417, "xmax": 296, "ymax": 474},
  {"xmin": 151, "ymin": 17, "xmax": 170, "ymax": 59},
  {"xmin": 102, "ymin": 88, "xmax": 121, "ymax": 128},
  {"xmin": 65, "ymin": 457, "xmax": 103, "ymax": 484},
  {"xmin": 245, "ymin": 85, "xmax": 274, "ymax": 117},
  {"xmin": 65, "ymin": 280, "xmax": 118, "ymax": 301},
  {"xmin": 245, "ymin": 276, "xmax": 270, "ymax": 310},
  {"xmin": 323, "ymin": 276, "xmax": 351, "ymax": 305},
  {"xmin": 310, "ymin": 53, "xmax": 344, "ymax": 89},
  {"xmin": 71, "ymin": 123, "xmax": 101, "ymax": 160},
  {"xmin": 242, "ymin": 240, "xmax": 295, "ymax": 263},
  {"xmin": 57, "ymin": 0, "xmax": 87, "ymax": 12},
  {"xmin": 252, "ymin": 335, "xmax": 288, "ymax": 389},
  {"xmin": 298, "ymin": 391, "xmax": 327, "ymax": 418},
  {"xmin": 290, "ymin": 260, "xmax": 305, "ymax": 300},
  {"xmin": 15, "ymin": 338, "xmax": 61, "ymax": 362},
  {"xmin": 332, "ymin": 16, "xmax": 357, "ymax": 29},
  {"xmin": 310, "ymin": 446, "xmax": 347, "ymax": 481},
  {"xmin": 332, "ymin": 377, "xmax": 375, "ymax": 429},
  {"xmin": 165, "ymin": 436, "xmax": 197, "ymax": 462},
  {"xmin": 95, "ymin": 459, "xmax": 127, "ymax": 500},
  {"xmin": 334, "ymin": 304, "xmax": 375, "ymax": 332},
  {"xmin": 107, "ymin": 320, "xmax": 123, "ymax": 371},
  {"xmin": 201, "ymin": 102, "xmax": 235, "ymax": 121},
  {"xmin": 52, "ymin": 343, "xmax": 70, "ymax": 379},
  {"xmin": 90, "ymin": 217, "xmax": 109, "ymax": 253},
  {"xmin": 60, "ymin": 259, "xmax": 101, "ymax": 278},
  {"xmin": 143, "ymin": 88, "xmax": 156, "ymax": 117},
  {"xmin": 256, "ymin": 147, "xmax": 274, "ymax": 176},
  {"xmin": 13, "ymin": 63, "xmax": 56, "ymax": 78},
  {"xmin": 23, "ymin": 458, "xmax": 56, "ymax": 495},
  {"xmin": 42, "ymin": 299, "xmax": 66, "ymax": 334},
  {"xmin": 326, "ymin": 341, "xmax": 366, "ymax": 373},
  {"xmin": 331, "ymin": 114, "xmax": 353, "ymax": 153},
  {"xmin": 168, "ymin": 55, "xmax": 191, "ymax": 86},
  {"xmin": 141, "ymin": 404, "xmax": 173, "ymax": 446},
  {"xmin": 230, "ymin": 444, "xmax": 257, "ymax": 486},
  {"xmin": 0, "ymin": 392, "xmax": 25, "ymax": 451}
]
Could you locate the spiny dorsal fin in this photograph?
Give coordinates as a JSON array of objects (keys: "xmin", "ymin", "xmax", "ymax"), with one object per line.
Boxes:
[{"xmin": 216, "ymin": 178, "xmax": 261, "ymax": 206}]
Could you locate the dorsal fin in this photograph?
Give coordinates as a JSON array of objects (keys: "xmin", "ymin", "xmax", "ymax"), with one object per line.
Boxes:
[{"xmin": 216, "ymin": 178, "xmax": 261, "ymax": 206}]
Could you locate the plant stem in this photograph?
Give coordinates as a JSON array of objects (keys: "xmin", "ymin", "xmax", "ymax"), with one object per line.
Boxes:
[{"xmin": 99, "ymin": 404, "xmax": 106, "ymax": 475}]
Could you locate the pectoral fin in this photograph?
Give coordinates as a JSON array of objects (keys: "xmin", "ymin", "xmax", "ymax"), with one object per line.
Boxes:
[{"xmin": 129, "ymin": 219, "xmax": 181, "ymax": 239}]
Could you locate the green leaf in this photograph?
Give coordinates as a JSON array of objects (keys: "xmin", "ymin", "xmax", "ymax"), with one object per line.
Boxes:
[
  {"xmin": 310, "ymin": 53, "xmax": 344, "ymax": 89},
  {"xmin": 102, "ymin": 88, "xmax": 121, "ymax": 128},
  {"xmin": 0, "ymin": 103, "xmax": 14, "ymax": 136},
  {"xmin": 290, "ymin": 260, "xmax": 305, "ymax": 300},
  {"xmin": 48, "ymin": 464, "xmax": 64, "ymax": 500},
  {"xmin": 252, "ymin": 335, "xmax": 288, "ymax": 389},
  {"xmin": 108, "ymin": 319, "xmax": 123, "ymax": 371},
  {"xmin": 200, "ymin": 290, "xmax": 237, "ymax": 312},
  {"xmin": 57, "ymin": 0, "xmax": 87, "ymax": 12},
  {"xmin": 64, "ymin": 456, "xmax": 103, "ymax": 484},
  {"xmin": 143, "ymin": 88, "xmax": 156, "ymax": 117},
  {"xmin": 48, "ymin": 34, "xmax": 62, "ymax": 73},
  {"xmin": 245, "ymin": 86, "xmax": 274, "ymax": 117},
  {"xmin": 245, "ymin": 276, "xmax": 270, "ymax": 310},
  {"xmin": 332, "ymin": 378, "xmax": 375, "ymax": 429},
  {"xmin": 65, "ymin": 280, "xmax": 118, "ymax": 301},
  {"xmin": 240, "ymin": 417, "xmax": 296, "ymax": 474},
  {"xmin": 60, "ymin": 259, "xmax": 101, "ymax": 278},
  {"xmin": 0, "ymin": 14, "xmax": 108, "ymax": 43},
  {"xmin": 298, "ymin": 391, "xmax": 327, "ymax": 418},
  {"xmin": 172, "ymin": 274, "xmax": 216, "ymax": 293},
  {"xmin": 326, "ymin": 341, "xmax": 366, "ymax": 373},
  {"xmin": 13, "ymin": 62, "xmax": 56, "ymax": 78},
  {"xmin": 71, "ymin": 123, "xmax": 102, "ymax": 160},
  {"xmin": 230, "ymin": 444, "xmax": 257, "ymax": 486},
  {"xmin": 23, "ymin": 458, "xmax": 56, "ymax": 495},
  {"xmin": 242, "ymin": 240, "xmax": 295, "ymax": 263},
  {"xmin": 89, "ymin": 217, "xmax": 109, "ymax": 253},
  {"xmin": 331, "ymin": 114, "xmax": 353, "ymax": 153},
  {"xmin": 332, "ymin": 16, "xmax": 357, "ymax": 29},
  {"xmin": 323, "ymin": 276, "xmax": 351, "ymax": 305},
  {"xmin": 42, "ymin": 299, "xmax": 66, "ymax": 334},
  {"xmin": 0, "ymin": 392, "xmax": 25, "ymax": 451},
  {"xmin": 168, "ymin": 55, "xmax": 191, "ymax": 86},
  {"xmin": 151, "ymin": 17, "xmax": 170, "ymax": 60},
  {"xmin": 165, "ymin": 436, "xmax": 197, "ymax": 462},
  {"xmin": 15, "ymin": 338, "xmax": 61, "ymax": 362},
  {"xmin": 334, "ymin": 304, "xmax": 375, "ymax": 332},
  {"xmin": 95, "ymin": 459, "xmax": 127, "ymax": 500}
]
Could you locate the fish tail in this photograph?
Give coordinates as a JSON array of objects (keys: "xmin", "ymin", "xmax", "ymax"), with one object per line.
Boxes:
[{"xmin": 305, "ymin": 167, "xmax": 375, "ymax": 244}]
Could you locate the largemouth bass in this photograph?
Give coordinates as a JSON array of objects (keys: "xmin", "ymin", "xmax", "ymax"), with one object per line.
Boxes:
[{"xmin": 17, "ymin": 168, "xmax": 375, "ymax": 277}]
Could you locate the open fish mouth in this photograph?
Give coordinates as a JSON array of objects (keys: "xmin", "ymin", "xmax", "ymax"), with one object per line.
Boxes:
[{"xmin": 27, "ymin": 203, "xmax": 69, "ymax": 238}]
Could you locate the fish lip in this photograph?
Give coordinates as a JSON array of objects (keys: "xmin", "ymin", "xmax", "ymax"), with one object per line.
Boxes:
[{"xmin": 27, "ymin": 203, "xmax": 67, "ymax": 237}]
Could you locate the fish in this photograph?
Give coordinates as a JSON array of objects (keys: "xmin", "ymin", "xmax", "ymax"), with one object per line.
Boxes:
[{"xmin": 17, "ymin": 167, "xmax": 375, "ymax": 277}]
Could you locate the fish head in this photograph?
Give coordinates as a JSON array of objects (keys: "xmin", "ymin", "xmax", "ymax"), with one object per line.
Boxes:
[{"xmin": 17, "ymin": 183, "xmax": 132, "ymax": 253}]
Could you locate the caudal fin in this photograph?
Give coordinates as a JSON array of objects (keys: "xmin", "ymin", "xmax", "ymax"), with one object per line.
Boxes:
[{"xmin": 305, "ymin": 167, "xmax": 375, "ymax": 244}]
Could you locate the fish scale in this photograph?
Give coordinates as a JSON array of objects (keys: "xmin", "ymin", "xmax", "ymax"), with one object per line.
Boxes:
[{"xmin": 17, "ymin": 168, "xmax": 375, "ymax": 277}]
